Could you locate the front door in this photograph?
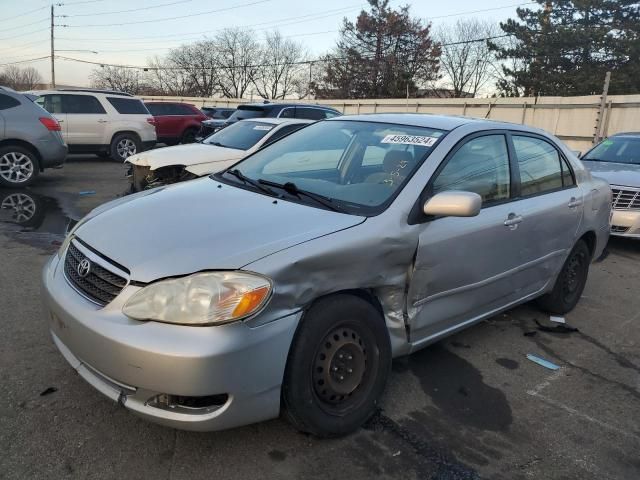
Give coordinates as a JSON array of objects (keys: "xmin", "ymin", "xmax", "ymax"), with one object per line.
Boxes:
[
  {"xmin": 407, "ymin": 133, "xmax": 528, "ymax": 343},
  {"xmin": 62, "ymin": 94, "xmax": 108, "ymax": 145}
]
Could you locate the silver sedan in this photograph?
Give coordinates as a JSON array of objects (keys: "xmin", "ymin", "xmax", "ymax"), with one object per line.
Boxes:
[{"xmin": 42, "ymin": 114, "xmax": 611, "ymax": 437}]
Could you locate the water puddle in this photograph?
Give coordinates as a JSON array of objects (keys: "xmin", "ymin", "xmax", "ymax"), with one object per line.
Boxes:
[{"xmin": 0, "ymin": 188, "xmax": 81, "ymax": 251}]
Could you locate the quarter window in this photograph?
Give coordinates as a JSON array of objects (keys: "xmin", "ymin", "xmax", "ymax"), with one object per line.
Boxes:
[
  {"xmin": 107, "ymin": 97, "xmax": 149, "ymax": 114},
  {"xmin": 513, "ymin": 136, "xmax": 565, "ymax": 196},
  {"xmin": 433, "ymin": 135, "xmax": 511, "ymax": 205},
  {"xmin": 0, "ymin": 94, "xmax": 20, "ymax": 110}
]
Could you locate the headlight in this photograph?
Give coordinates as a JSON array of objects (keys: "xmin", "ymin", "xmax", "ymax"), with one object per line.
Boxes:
[{"xmin": 122, "ymin": 271, "xmax": 272, "ymax": 326}]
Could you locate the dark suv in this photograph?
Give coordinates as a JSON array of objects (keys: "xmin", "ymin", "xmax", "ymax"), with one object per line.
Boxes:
[
  {"xmin": 0, "ymin": 87, "xmax": 67, "ymax": 187},
  {"xmin": 145, "ymin": 102, "xmax": 208, "ymax": 145},
  {"xmin": 198, "ymin": 102, "xmax": 341, "ymax": 138}
]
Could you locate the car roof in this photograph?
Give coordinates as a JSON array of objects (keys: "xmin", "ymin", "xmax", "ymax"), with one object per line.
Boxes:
[
  {"xmin": 236, "ymin": 118, "xmax": 314, "ymax": 126},
  {"xmin": 238, "ymin": 102, "xmax": 339, "ymax": 112},
  {"xmin": 144, "ymin": 101, "xmax": 195, "ymax": 106},
  {"xmin": 28, "ymin": 89, "xmax": 133, "ymax": 97},
  {"xmin": 610, "ymin": 132, "xmax": 640, "ymax": 138}
]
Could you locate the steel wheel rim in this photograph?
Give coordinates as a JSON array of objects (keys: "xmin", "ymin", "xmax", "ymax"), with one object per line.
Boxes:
[
  {"xmin": 0, "ymin": 152, "xmax": 34, "ymax": 183},
  {"xmin": 313, "ymin": 327, "xmax": 367, "ymax": 406},
  {"xmin": 1, "ymin": 193, "xmax": 36, "ymax": 222},
  {"xmin": 116, "ymin": 139, "xmax": 137, "ymax": 159},
  {"xmin": 562, "ymin": 251, "xmax": 585, "ymax": 301}
]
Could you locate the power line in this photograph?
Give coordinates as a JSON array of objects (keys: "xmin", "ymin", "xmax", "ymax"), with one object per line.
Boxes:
[
  {"xmin": 0, "ymin": 17, "xmax": 49, "ymax": 33},
  {"xmin": 0, "ymin": 56, "xmax": 51, "ymax": 67},
  {"xmin": 58, "ymin": 0, "xmax": 194, "ymax": 18},
  {"xmin": 58, "ymin": 0, "xmax": 273, "ymax": 27},
  {"xmin": 428, "ymin": 2, "xmax": 536, "ymax": 20},
  {"xmin": 0, "ymin": 27, "xmax": 50, "ymax": 42},
  {"xmin": 0, "ymin": 5, "xmax": 48, "ymax": 24}
]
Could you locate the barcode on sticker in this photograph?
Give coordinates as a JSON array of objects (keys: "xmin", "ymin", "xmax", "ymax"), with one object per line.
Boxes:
[
  {"xmin": 381, "ymin": 135, "xmax": 438, "ymax": 147},
  {"xmin": 253, "ymin": 125, "xmax": 273, "ymax": 131}
]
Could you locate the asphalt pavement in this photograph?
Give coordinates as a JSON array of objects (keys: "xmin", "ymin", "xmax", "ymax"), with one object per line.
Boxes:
[{"xmin": 1, "ymin": 157, "xmax": 639, "ymax": 480}]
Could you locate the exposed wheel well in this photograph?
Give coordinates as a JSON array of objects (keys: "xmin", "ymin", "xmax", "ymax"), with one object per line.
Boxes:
[
  {"xmin": 0, "ymin": 139, "xmax": 42, "ymax": 170},
  {"xmin": 579, "ymin": 231, "xmax": 597, "ymax": 259},
  {"xmin": 306, "ymin": 289, "xmax": 385, "ymax": 319},
  {"xmin": 110, "ymin": 131, "xmax": 141, "ymax": 145}
]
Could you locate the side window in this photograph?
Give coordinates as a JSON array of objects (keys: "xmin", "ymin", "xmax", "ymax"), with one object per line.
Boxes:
[
  {"xmin": 0, "ymin": 94, "xmax": 21, "ymax": 110},
  {"xmin": 279, "ymin": 107, "xmax": 295, "ymax": 118},
  {"xmin": 512, "ymin": 136, "xmax": 565, "ymax": 196},
  {"xmin": 107, "ymin": 97, "xmax": 148, "ymax": 114},
  {"xmin": 433, "ymin": 134, "xmax": 511, "ymax": 205},
  {"xmin": 323, "ymin": 110, "xmax": 339, "ymax": 119},
  {"xmin": 295, "ymin": 107, "xmax": 325, "ymax": 120},
  {"xmin": 561, "ymin": 157, "xmax": 576, "ymax": 187},
  {"xmin": 145, "ymin": 104, "xmax": 164, "ymax": 116},
  {"xmin": 39, "ymin": 95, "xmax": 63, "ymax": 114},
  {"xmin": 62, "ymin": 95, "xmax": 106, "ymax": 114},
  {"xmin": 262, "ymin": 124, "xmax": 304, "ymax": 147}
]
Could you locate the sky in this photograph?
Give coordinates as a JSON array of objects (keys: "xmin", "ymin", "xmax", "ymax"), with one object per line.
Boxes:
[{"xmin": 0, "ymin": 0, "xmax": 532, "ymax": 88}]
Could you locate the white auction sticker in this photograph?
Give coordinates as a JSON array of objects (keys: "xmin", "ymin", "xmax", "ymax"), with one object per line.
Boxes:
[
  {"xmin": 381, "ymin": 134, "xmax": 438, "ymax": 147},
  {"xmin": 253, "ymin": 125, "xmax": 273, "ymax": 131}
]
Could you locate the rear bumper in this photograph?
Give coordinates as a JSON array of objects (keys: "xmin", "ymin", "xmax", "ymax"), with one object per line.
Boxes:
[
  {"xmin": 42, "ymin": 253, "xmax": 301, "ymax": 431},
  {"xmin": 611, "ymin": 209, "xmax": 640, "ymax": 238},
  {"xmin": 37, "ymin": 138, "xmax": 67, "ymax": 169}
]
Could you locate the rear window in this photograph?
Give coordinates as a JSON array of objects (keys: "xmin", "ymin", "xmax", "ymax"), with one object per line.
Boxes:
[
  {"xmin": 583, "ymin": 136, "xmax": 640, "ymax": 165},
  {"xmin": 0, "ymin": 93, "xmax": 20, "ymax": 110},
  {"xmin": 107, "ymin": 97, "xmax": 149, "ymax": 115},
  {"xmin": 227, "ymin": 106, "xmax": 266, "ymax": 122}
]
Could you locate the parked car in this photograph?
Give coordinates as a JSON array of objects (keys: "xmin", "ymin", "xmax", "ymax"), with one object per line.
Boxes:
[
  {"xmin": 581, "ymin": 132, "xmax": 640, "ymax": 238},
  {"xmin": 31, "ymin": 89, "xmax": 156, "ymax": 161},
  {"xmin": 201, "ymin": 106, "xmax": 235, "ymax": 119},
  {"xmin": 144, "ymin": 102, "xmax": 208, "ymax": 145},
  {"xmin": 0, "ymin": 86, "xmax": 67, "ymax": 187},
  {"xmin": 126, "ymin": 118, "xmax": 311, "ymax": 191},
  {"xmin": 197, "ymin": 102, "xmax": 341, "ymax": 137},
  {"xmin": 43, "ymin": 114, "xmax": 611, "ymax": 437}
]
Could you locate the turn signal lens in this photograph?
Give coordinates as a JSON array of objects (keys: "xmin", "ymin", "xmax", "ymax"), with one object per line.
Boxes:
[{"xmin": 231, "ymin": 285, "xmax": 271, "ymax": 319}]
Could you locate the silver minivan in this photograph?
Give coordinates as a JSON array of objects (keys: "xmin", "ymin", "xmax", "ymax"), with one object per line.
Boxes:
[{"xmin": 42, "ymin": 114, "xmax": 611, "ymax": 437}]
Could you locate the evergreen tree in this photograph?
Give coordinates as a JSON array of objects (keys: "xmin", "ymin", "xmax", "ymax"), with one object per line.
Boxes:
[
  {"xmin": 317, "ymin": 0, "xmax": 441, "ymax": 99},
  {"xmin": 490, "ymin": 0, "xmax": 640, "ymax": 96}
]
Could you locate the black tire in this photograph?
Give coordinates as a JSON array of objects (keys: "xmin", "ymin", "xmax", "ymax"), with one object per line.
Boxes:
[
  {"xmin": 537, "ymin": 240, "xmax": 591, "ymax": 314},
  {"xmin": 282, "ymin": 294, "xmax": 391, "ymax": 437},
  {"xmin": 0, "ymin": 145, "xmax": 39, "ymax": 187},
  {"xmin": 180, "ymin": 128, "xmax": 198, "ymax": 144},
  {"xmin": 110, "ymin": 133, "xmax": 141, "ymax": 162}
]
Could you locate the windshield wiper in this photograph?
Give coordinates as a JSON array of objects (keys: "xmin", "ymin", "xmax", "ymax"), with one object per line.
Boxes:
[
  {"xmin": 258, "ymin": 179, "xmax": 346, "ymax": 213},
  {"xmin": 225, "ymin": 169, "xmax": 277, "ymax": 196}
]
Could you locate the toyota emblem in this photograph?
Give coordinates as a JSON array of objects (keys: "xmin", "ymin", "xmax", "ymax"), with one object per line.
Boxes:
[{"xmin": 77, "ymin": 258, "xmax": 91, "ymax": 278}]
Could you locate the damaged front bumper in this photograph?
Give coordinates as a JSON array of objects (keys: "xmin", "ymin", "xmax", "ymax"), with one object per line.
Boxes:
[
  {"xmin": 129, "ymin": 164, "xmax": 198, "ymax": 193},
  {"xmin": 42, "ymin": 254, "xmax": 301, "ymax": 431}
]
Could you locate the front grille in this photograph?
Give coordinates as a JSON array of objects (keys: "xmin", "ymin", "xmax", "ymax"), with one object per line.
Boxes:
[
  {"xmin": 611, "ymin": 225, "xmax": 630, "ymax": 234},
  {"xmin": 611, "ymin": 186, "xmax": 640, "ymax": 210},
  {"xmin": 64, "ymin": 242, "xmax": 127, "ymax": 306}
]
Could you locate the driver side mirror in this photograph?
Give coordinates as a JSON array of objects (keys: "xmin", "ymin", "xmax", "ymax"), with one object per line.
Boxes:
[{"xmin": 423, "ymin": 191, "xmax": 482, "ymax": 218}]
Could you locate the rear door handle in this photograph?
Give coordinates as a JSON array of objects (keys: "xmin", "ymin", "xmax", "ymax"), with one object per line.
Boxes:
[
  {"xmin": 97, "ymin": 119, "xmax": 108, "ymax": 123},
  {"xmin": 568, "ymin": 197, "xmax": 583, "ymax": 208},
  {"xmin": 504, "ymin": 214, "xmax": 523, "ymax": 230}
]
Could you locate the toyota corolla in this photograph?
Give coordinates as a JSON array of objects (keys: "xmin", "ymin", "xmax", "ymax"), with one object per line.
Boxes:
[{"xmin": 42, "ymin": 114, "xmax": 611, "ymax": 437}]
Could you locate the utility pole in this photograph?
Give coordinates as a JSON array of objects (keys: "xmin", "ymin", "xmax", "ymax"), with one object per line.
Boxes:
[
  {"xmin": 50, "ymin": 4, "xmax": 55, "ymax": 88},
  {"xmin": 593, "ymin": 71, "xmax": 611, "ymax": 144}
]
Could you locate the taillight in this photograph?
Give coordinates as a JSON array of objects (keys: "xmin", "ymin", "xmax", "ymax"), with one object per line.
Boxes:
[
  {"xmin": 39, "ymin": 117, "xmax": 61, "ymax": 131},
  {"xmin": 147, "ymin": 117, "xmax": 157, "ymax": 127}
]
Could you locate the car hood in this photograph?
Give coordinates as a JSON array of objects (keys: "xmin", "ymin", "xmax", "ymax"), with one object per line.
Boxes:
[
  {"xmin": 581, "ymin": 160, "xmax": 640, "ymax": 188},
  {"xmin": 126, "ymin": 143, "xmax": 246, "ymax": 171},
  {"xmin": 74, "ymin": 178, "xmax": 365, "ymax": 283}
]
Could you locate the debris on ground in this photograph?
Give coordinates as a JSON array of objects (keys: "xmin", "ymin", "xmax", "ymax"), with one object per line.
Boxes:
[
  {"xmin": 78, "ymin": 191, "xmax": 96, "ymax": 196},
  {"xmin": 39, "ymin": 387, "xmax": 58, "ymax": 396},
  {"xmin": 526, "ymin": 354, "xmax": 560, "ymax": 370},
  {"xmin": 535, "ymin": 319, "xmax": 579, "ymax": 334},
  {"xmin": 523, "ymin": 331, "xmax": 538, "ymax": 337},
  {"xmin": 549, "ymin": 315, "xmax": 566, "ymax": 324}
]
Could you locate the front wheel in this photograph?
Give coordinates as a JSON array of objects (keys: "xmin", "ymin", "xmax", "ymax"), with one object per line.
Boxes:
[
  {"xmin": 0, "ymin": 146, "xmax": 39, "ymax": 187},
  {"xmin": 282, "ymin": 294, "xmax": 391, "ymax": 437},
  {"xmin": 110, "ymin": 133, "xmax": 141, "ymax": 162},
  {"xmin": 180, "ymin": 128, "xmax": 198, "ymax": 144},
  {"xmin": 537, "ymin": 239, "xmax": 591, "ymax": 314}
]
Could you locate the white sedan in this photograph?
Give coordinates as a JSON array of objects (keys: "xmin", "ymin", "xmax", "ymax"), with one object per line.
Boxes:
[{"xmin": 126, "ymin": 118, "xmax": 312, "ymax": 191}]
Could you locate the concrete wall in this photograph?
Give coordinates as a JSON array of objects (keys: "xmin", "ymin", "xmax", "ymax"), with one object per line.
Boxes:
[{"xmin": 138, "ymin": 94, "xmax": 640, "ymax": 152}]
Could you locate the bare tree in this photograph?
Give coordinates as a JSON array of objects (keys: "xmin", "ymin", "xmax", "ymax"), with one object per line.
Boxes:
[
  {"xmin": 251, "ymin": 31, "xmax": 307, "ymax": 99},
  {"xmin": 215, "ymin": 28, "xmax": 260, "ymax": 98},
  {"xmin": 145, "ymin": 55, "xmax": 197, "ymax": 96},
  {"xmin": 0, "ymin": 66, "xmax": 42, "ymax": 90},
  {"xmin": 162, "ymin": 40, "xmax": 220, "ymax": 97},
  {"xmin": 436, "ymin": 19, "xmax": 498, "ymax": 97},
  {"xmin": 90, "ymin": 66, "xmax": 147, "ymax": 94}
]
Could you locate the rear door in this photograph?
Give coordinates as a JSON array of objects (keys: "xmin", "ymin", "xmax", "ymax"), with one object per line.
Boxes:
[
  {"xmin": 62, "ymin": 94, "xmax": 108, "ymax": 145},
  {"xmin": 506, "ymin": 133, "xmax": 582, "ymax": 294},
  {"xmin": 408, "ymin": 133, "xmax": 529, "ymax": 342},
  {"xmin": 36, "ymin": 94, "xmax": 67, "ymax": 141}
]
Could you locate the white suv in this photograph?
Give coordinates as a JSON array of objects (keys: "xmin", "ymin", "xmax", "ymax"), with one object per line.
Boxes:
[{"xmin": 32, "ymin": 89, "xmax": 157, "ymax": 161}]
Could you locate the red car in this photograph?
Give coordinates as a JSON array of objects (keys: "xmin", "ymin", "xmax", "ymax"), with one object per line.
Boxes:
[{"xmin": 144, "ymin": 102, "xmax": 208, "ymax": 145}]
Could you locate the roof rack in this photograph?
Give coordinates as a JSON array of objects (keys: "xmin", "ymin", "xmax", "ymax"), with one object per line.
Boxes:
[{"xmin": 55, "ymin": 88, "xmax": 133, "ymax": 97}]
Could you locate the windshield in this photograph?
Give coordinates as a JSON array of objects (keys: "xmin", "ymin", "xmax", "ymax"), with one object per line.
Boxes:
[
  {"xmin": 218, "ymin": 120, "xmax": 446, "ymax": 215},
  {"xmin": 227, "ymin": 107, "xmax": 267, "ymax": 122},
  {"xmin": 203, "ymin": 120, "xmax": 275, "ymax": 150},
  {"xmin": 583, "ymin": 136, "xmax": 640, "ymax": 165}
]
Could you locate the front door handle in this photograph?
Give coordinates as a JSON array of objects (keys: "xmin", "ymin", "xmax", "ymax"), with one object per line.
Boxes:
[
  {"xmin": 568, "ymin": 197, "xmax": 583, "ymax": 208},
  {"xmin": 97, "ymin": 119, "xmax": 108, "ymax": 124},
  {"xmin": 504, "ymin": 214, "xmax": 523, "ymax": 230}
]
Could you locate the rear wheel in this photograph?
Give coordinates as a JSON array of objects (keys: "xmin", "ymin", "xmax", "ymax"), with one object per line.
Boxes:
[
  {"xmin": 110, "ymin": 133, "xmax": 141, "ymax": 162},
  {"xmin": 0, "ymin": 145, "xmax": 39, "ymax": 187},
  {"xmin": 537, "ymin": 239, "xmax": 591, "ymax": 314},
  {"xmin": 180, "ymin": 128, "xmax": 198, "ymax": 144},
  {"xmin": 282, "ymin": 295, "xmax": 391, "ymax": 437}
]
